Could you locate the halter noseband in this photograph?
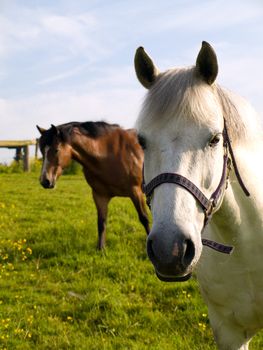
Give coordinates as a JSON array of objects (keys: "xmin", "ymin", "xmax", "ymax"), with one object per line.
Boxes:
[{"xmin": 142, "ymin": 120, "xmax": 250, "ymax": 255}]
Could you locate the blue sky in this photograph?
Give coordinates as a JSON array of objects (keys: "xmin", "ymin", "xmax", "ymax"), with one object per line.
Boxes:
[{"xmin": 1, "ymin": 0, "xmax": 263, "ymax": 162}]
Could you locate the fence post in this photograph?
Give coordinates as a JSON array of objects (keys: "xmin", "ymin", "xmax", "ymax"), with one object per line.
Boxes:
[
  {"xmin": 35, "ymin": 139, "xmax": 39, "ymax": 159},
  {"xmin": 14, "ymin": 147, "xmax": 23, "ymax": 162},
  {"xmin": 23, "ymin": 145, "xmax": 30, "ymax": 172},
  {"xmin": 0, "ymin": 140, "xmax": 37, "ymax": 172}
]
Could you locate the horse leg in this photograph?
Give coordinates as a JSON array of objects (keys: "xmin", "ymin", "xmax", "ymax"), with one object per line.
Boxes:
[
  {"xmin": 213, "ymin": 325, "xmax": 250, "ymax": 350},
  {"xmin": 130, "ymin": 187, "xmax": 150, "ymax": 235},
  {"xmin": 208, "ymin": 309, "xmax": 251, "ymax": 350},
  {"xmin": 92, "ymin": 191, "xmax": 110, "ymax": 250}
]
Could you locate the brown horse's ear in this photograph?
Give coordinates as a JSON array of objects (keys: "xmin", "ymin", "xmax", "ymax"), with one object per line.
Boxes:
[
  {"xmin": 36, "ymin": 125, "xmax": 46, "ymax": 135},
  {"xmin": 51, "ymin": 124, "xmax": 58, "ymax": 135},
  {"xmin": 51, "ymin": 124, "xmax": 65, "ymax": 141},
  {"xmin": 196, "ymin": 41, "xmax": 218, "ymax": 85},
  {"xmin": 134, "ymin": 47, "xmax": 160, "ymax": 89}
]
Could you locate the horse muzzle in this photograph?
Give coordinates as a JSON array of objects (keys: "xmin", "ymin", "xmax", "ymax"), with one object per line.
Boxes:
[
  {"xmin": 40, "ymin": 178, "xmax": 55, "ymax": 189},
  {"xmin": 147, "ymin": 229, "xmax": 197, "ymax": 282},
  {"xmin": 155, "ymin": 270, "xmax": 192, "ymax": 282}
]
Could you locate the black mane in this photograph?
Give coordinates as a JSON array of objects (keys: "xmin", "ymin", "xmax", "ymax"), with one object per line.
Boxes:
[
  {"xmin": 79, "ymin": 121, "xmax": 120, "ymax": 138},
  {"xmin": 40, "ymin": 121, "xmax": 120, "ymax": 148},
  {"xmin": 58, "ymin": 121, "xmax": 120, "ymax": 139}
]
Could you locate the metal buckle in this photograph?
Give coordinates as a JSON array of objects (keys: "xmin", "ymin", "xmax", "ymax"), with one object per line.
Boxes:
[{"xmin": 204, "ymin": 199, "xmax": 215, "ymax": 226}]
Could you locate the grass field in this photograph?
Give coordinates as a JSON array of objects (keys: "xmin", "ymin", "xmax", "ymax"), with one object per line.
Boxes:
[{"xmin": 0, "ymin": 172, "xmax": 262, "ymax": 349}]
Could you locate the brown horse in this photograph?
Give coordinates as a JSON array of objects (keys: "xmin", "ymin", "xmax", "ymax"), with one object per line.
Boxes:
[{"xmin": 36, "ymin": 121, "xmax": 150, "ymax": 249}]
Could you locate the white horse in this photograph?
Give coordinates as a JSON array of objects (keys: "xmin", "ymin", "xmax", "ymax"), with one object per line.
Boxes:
[{"xmin": 134, "ymin": 41, "xmax": 263, "ymax": 350}]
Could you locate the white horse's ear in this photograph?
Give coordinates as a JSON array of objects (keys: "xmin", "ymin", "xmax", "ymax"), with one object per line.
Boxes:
[
  {"xmin": 196, "ymin": 41, "xmax": 218, "ymax": 85},
  {"xmin": 134, "ymin": 47, "xmax": 160, "ymax": 89},
  {"xmin": 36, "ymin": 125, "xmax": 46, "ymax": 135}
]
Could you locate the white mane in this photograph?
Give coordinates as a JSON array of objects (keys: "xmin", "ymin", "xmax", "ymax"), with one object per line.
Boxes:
[{"xmin": 137, "ymin": 66, "xmax": 262, "ymax": 147}]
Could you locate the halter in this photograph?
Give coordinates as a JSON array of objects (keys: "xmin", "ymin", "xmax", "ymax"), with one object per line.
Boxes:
[{"xmin": 142, "ymin": 120, "xmax": 250, "ymax": 255}]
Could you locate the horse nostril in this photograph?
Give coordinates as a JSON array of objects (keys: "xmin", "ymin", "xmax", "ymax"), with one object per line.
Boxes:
[
  {"xmin": 182, "ymin": 239, "xmax": 195, "ymax": 267},
  {"xmin": 146, "ymin": 233, "xmax": 196, "ymax": 278},
  {"xmin": 147, "ymin": 237, "xmax": 156, "ymax": 264},
  {"xmin": 41, "ymin": 179, "xmax": 51, "ymax": 188}
]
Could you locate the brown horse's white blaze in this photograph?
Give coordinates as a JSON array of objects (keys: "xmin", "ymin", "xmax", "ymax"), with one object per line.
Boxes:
[
  {"xmin": 40, "ymin": 146, "xmax": 51, "ymax": 187},
  {"xmin": 37, "ymin": 121, "xmax": 150, "ymax": 250},
  {"xmin": 37, "ymin": 125, "xmax": 71, "ymax": 188}
]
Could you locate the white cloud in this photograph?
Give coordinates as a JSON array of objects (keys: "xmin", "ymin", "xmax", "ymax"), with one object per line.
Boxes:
[
  {"xmin": 42, "ymin": 13, "xmax": 97, "ymax": 37},
  {"xmin": 40, "ymin": 12, "xmax": 102, "ymax": 56},
  {"xmin": 162, "ymin": 1, "xmax": 262, "ymax": 31},
  {"xmin": 1, "ymin": 0, "xmax": 263, "ymax": 164},
  {"xmin": 0, "ymin": 15, "xmax": 40, "ymax": 56},
  {"xmin": 0, "ymin": 6, "xmax": 108, "ymax": 63},
  {"xmin": 37, "ymin": 63, "xmax": 90, "ymax": 85},
  {"xmin": 0, "ymin": 86, "xmax": 144, "ymax": 141}
]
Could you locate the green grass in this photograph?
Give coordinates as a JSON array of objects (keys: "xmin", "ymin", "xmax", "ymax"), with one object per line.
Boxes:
[{"xmin": 0, "ymin": 173, "xmax": 262, "ymax": 349}]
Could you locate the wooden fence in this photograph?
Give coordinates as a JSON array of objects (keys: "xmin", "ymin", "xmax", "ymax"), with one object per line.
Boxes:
[{"xmin": 0, "ymin": 139, "xmax": 38, "ymax": 172}]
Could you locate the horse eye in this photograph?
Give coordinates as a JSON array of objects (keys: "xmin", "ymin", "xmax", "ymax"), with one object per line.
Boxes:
[
  {"xmin": 138, "ymin": 134, "xmax": 147, "ymax": 150},
  {"xmin": 209, "ymin": 133, "xmax": 221, "ymax": 147}
]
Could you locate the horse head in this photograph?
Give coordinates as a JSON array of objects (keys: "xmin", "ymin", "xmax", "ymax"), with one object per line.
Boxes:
[
  {"xmin": 37, "ymin": 124, "xmax": 72, "ymax": 188},
  {"xmin": 135, "ymin": 42, "xmax": 229, "ymax": 281}
]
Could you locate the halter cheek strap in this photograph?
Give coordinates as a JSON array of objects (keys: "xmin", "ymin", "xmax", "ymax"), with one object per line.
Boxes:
[
  {"xmin": 142, "ymin": 120, "xmax": 250, "ymax": 255},
  {"xmin": 143, "ymin": 152, "xmax": 229, "ymax": 224}
]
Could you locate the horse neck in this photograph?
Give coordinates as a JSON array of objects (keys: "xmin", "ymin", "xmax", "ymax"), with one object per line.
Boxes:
[
  {"xmin": 69, "ymin": 132, "xmax": 105, "ymax": 167},
  {"xmin": 211, "ymin": 140, "xmax": 263, "ymax": 244}
]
